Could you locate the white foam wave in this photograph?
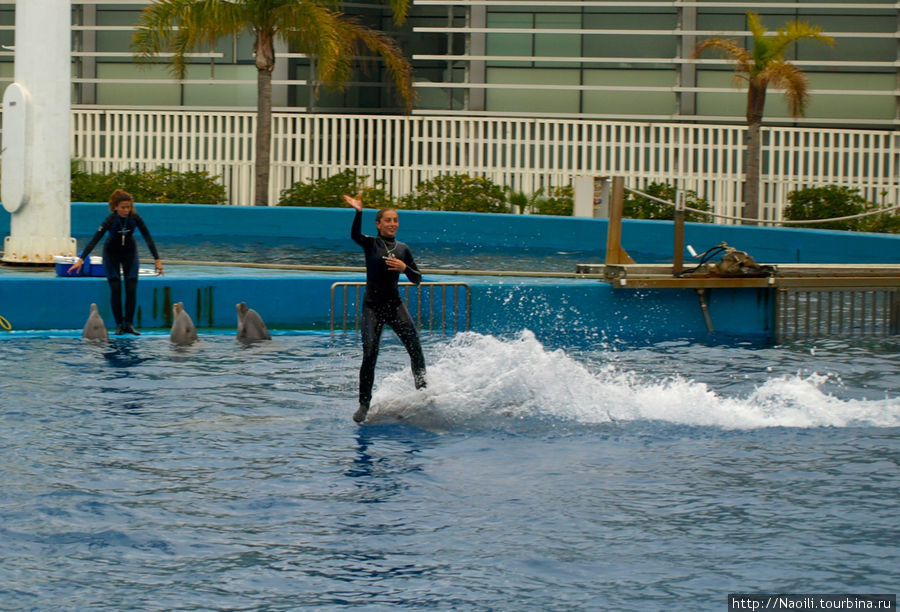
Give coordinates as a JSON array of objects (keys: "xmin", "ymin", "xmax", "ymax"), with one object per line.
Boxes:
[{"xmin": 367, "ymin": 331, "xmax": 900, "ymax": 431}]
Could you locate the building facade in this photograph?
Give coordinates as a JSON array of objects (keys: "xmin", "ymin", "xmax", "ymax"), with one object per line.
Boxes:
[{"xmin": 0, "ymin": 0, "xmax": 896, "ymax": 128}]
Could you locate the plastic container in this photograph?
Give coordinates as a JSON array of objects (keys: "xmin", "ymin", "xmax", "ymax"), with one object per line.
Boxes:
[
  {"xmin": 89, "ymin": 256, "xmax": 105, "ymax": 277},
  {"xmin": 54, "ymin": 255, "xmax": 90, "ymax": 277}
]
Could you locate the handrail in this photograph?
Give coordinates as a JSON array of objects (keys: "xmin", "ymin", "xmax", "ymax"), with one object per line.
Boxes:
[{"xmin": 330, "ymin": 281, "xmax": 471, "ymax": 334}]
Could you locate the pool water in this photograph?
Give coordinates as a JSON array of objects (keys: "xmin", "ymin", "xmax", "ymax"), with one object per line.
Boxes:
[
  {"xmin": 1, "ymin": 330, "xmax": 897, "ymax": 609},
  {"xmin": 152, "ymin": 237, "xmax": 636, "ymax": 272}
]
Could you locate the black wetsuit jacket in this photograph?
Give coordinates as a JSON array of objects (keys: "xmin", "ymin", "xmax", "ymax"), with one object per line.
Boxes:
[
  {"xmin": 79, "ymin": 212, "xmax": 160, "ymax": 277},
  {"xmin": 351, "ymin": 209, "xmax": 422, "ymax": 305}
]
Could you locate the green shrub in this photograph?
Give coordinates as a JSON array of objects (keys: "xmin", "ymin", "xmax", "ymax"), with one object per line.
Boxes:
[
  {"xmin": 398, "ymin": 174, "xmax": 508, "ymax": 213},
  {"xmin": 623, "ymin": 182, "xmax": 711, "ymax": 222},
  {"xmin": 277, "ymin": 169, "xmax": 394, "ymax": 209},
  {"xmin": 533, "ymin": 185, "xmax": 574, "ymax": 216},
  {"xmin": 71, "ymin": 163, "xmax": 227, "ymax": 204},
  {"xmin": 864, "ymin": 209, "xmax": 900, "ymax": 234},
  {"xmin": 784, "ymin": 185, "xmax": 900, "ymax": 233},
  {"xmin": 505, "ymin": 187, "xmax": 543, "ymax": 215},
  {"xmin": 784, "ymin": 185, "xmax": 873, "ymax": 231}
]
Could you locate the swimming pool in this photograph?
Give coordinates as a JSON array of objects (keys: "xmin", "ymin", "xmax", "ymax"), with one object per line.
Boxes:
[
  {"xmin": 1, "ymin": 330, "xmax": 897, "ymax": 609},
  {"xmin": 151, "ymin": 236, "xmax": 619, "ymax": 273}
]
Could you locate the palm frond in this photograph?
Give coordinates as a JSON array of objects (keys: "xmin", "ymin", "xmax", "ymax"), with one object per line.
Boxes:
[
  {"xmin": 276, "ymin": 3, "xmax": 414, "ymax": 111},
  {"xmin": 695, "ymin": 37, "xmax": 753, "ymax": 76},
  {"xmin": 385, "ymin": 0, "xmax": 411, "ymax": 26},
  {"xmin": 768, "ymin": 21, "xmax": 834, "ymax": 59},
  {"xmin": 345, "ymin": 21, "xmax": 415, "ymax": 110},
  {"xmin": 763, "ymin": 59, "xmax": 810, "ymax": 117},
  {"xmin": 132, "ymin": 0, "xmax": 249, "ymax": 79}
]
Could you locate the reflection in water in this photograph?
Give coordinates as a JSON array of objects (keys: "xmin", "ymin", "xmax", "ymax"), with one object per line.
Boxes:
[
  {"xmin": 101, "ymin": 339, "xmax": 149, "ymax": 369},
  {"xmin": 347, "ymin": 430, "xmax": 375, "ymax": 479}
]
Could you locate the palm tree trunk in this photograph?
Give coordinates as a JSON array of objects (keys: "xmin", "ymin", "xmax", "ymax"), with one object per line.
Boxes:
[
  {"xmin": 255, "ymin": 68, "xmax": 272, "ymax": 206},
  {"xmin": 743, "ymin": 81, "xmax": 766, "ymax": 225},
  {"xmin": 254, "ymin": 32, "xmax": 276, "ymax": 207},
  {"xmin": 744, "ymin": 119, "xmax": 761, "ymax": 224}
]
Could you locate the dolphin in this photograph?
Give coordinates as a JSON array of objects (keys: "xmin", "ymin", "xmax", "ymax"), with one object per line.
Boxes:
[
  {"xmin": 82, "ymin": 303, "xmax": 109, "ymax": 341},
  {"xmin": 236, "ymin": 302, "xmax": 271, "ymax": 341},
  {"xmin": 170, "ymin": 302, "xmax": 198, "ymax": 345}
]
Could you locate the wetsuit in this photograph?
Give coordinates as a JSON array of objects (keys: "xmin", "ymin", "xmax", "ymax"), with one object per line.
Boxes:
[
  {"xmin": 351, "ymin": 209, "xmax": 427, "ymax": 407},
  {"xmin": 80, "ymin": 212, "xmax": 159, "ymax": 329}
]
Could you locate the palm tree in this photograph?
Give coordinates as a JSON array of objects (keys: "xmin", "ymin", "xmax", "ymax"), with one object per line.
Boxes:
[
  {"xmin": 696, "ymin": 12, "xmax": 832, "ymax": 223},
  {"xmin": 133, "ymin": 0, "xmax": 414, "ymax": 206}
]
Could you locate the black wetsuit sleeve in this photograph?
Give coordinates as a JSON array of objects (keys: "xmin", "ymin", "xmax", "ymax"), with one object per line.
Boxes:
[
  {"xmin": 351, "ymin": 209, "xmax": 367, "ymax": 247},
  {"xmin": 133, "ymin": 214, "xmax": 160, "ymax": 260},
  {"xmin": 403, "ymin": 248, "xmax": 422, "ymax": 285},
  {"xmin": 79, "ymin": 213, "xmax": 115, "ymax": 259}
]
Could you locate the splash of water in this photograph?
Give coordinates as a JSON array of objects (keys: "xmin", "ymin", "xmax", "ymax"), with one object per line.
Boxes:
[{"xmin": 368, "ymin": 330, "xmax": 900, "ymax": 431}]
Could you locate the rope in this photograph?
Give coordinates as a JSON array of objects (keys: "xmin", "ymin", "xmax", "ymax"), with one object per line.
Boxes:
[
  {"xmin": 759, "ymin": 204, "xmax": 900, "ymax": 226},
  {"xmin": 0, "ymin": 315, "xmax": 11, "ymax": 331},
  {"xmin": 624, "ymin": 186, "xmax": 900, "ymax": 226}
]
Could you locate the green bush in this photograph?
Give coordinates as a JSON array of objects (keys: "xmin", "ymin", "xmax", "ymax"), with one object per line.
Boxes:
[
  {"xmin": 277, "ymin": 169, "xmax": 393, "ymax": 209},
  {"xmin": 505, "ymin": 188, "xmax": 543, "ymax": 215},
  {"xmin": 784, "ymin": 185, "xmax": 897, "ymax": 232},
  {"xmin": 398, "ymin": 174, "xmax": 508, "ymax": 213},
  {"xmin": 623, "ymin": 182, "xmax": 711, "ymax": 222},
  {"xmin": 784, "ymin": 185, "xmax": 866, "ymax": 231},
  {"xmin": 865, "ymin": 209, "xmax": 900, "ymax": 234},
  {"xmin": 533, "ymin": 185, "xmax": 574, "ymax": 216},
  {"xmin": 71, "ymin": 163, "xmax": 227, "ymax": 204}
]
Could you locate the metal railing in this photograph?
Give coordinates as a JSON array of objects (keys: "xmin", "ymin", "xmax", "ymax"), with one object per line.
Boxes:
[
  {"xmin": 330, "ymin": 281, "xmax": 471, "ymax": 334},
  {"xmin": 775, "ymin": 288, "xmax": 899, "ymax": 341}
]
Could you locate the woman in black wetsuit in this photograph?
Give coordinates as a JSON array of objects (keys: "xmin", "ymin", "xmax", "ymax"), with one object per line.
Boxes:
[
  {"xmin": 344, "ymin": 193, "xmax": 427, "ymax": 423},
  {"xmin": 68, "ymin": 189, "xmax": 163, "ymax": 335}
]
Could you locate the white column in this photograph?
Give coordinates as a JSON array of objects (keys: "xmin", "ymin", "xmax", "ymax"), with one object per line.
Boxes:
[
  {"xmin": 2, "ymin": 0, "xmax": 75, "ymax": 263},
  {"xmin": 572, "ymin": 175, "xmax": 594, "ymax": 218}
]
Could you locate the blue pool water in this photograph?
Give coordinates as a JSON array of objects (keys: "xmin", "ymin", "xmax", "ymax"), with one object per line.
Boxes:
[
  {"xmin": 1, "ymin": 330, "xmax": 897, "ymax": 609},
  {"xmin": 122, "ymin": 237, "xmax": 639, "ymax": 272}
]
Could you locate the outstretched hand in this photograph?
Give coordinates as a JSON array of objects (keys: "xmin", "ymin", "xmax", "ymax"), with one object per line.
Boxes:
[
  {"xmin": 343, "ymin": 193, "xmax": 363, "ymax": 211},
  {"xmin": 67, "ymin": 258, "xmax": 84, "ymax": 275}
]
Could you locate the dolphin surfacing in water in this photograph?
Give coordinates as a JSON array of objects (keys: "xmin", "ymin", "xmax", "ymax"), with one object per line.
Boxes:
[
  {"xmin": 170, "ymin": 302, "xmax": 198, "ymax": 345},
  {"xmin": 236, "ymin": 302, "xmax": 271, "ymax": 341},
  {"xmin": 82, "ymin": 303, "xmax": 109, "ymax": 341}
]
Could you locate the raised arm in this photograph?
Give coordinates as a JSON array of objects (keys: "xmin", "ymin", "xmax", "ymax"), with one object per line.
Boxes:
[
  {"xmin": 343, "ymin": 193, "xmax": 363, "ymax": 212},
  {"xmin": 345, "ymin": 193, "xmax": 366, "ymax": 246}
]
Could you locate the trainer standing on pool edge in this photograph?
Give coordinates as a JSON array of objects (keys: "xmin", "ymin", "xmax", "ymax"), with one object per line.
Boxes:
[
  {"xmin": 68, "ymin": 189, "xmax": 163, "ymax": 335},
  {"xmin": 344, "ymin": 193, "xmax": 427, "ymax": 423}
]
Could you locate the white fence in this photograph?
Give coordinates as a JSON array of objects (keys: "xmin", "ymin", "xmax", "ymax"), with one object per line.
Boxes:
[{"xmin": 67, "ymin": 109, "xmax": 900, "ymax": 218}]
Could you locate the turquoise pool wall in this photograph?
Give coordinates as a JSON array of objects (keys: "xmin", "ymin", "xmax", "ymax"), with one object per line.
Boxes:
[
  {"xmin": 0, "ymin": 203, "xmax": 894, "ymax": 339},
  {"xmin": 0, "ymin": 271, "xmax": 773, "ymax": 341},
  {"xmin": 2, "ymin": 203, "xmax": 896, "ymax": 263}
]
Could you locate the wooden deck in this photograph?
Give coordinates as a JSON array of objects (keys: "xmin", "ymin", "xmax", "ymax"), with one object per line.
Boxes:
[{"xmin": 575, "ymin": 263, "xmax": 900, "ymax": 290}]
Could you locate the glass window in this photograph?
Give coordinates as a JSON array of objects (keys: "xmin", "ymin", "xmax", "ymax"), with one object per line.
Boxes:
[
  {"xmin": 96, "ymin": 63, "xmax": 180, "ymax": 106},
  {"xmin": 582, "ymin": 69, "xmax": 676, "ymax": 115},
  {"xmin": 486, "ymin": 67, "xmax": 580, "ymax": 113},
  {"xmin": 534, "ymin": 13, "xmax": 580, "ymax": 68},
  {"xmin": 583, "ymin": 13, "xmax": 677, "ymax": 58},
  {"xmin": 183, "ymin": 65, "xmax": 256, "ymax": 107}
]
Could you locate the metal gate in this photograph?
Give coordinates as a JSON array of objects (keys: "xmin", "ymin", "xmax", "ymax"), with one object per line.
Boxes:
[
  {"xmin": 330, "ymin": 281, "xmax": 471, "ymax": 334},
  {"xmin": 775, "ymin": 287, "xmax": 899, "ymax": 341}
]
